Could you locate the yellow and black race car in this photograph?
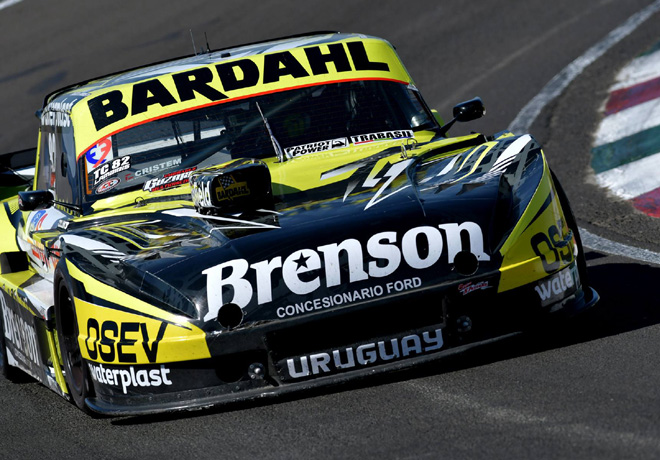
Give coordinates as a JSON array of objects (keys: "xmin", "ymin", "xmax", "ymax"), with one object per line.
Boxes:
[{"xmin": 0, "ymin": 32, "xmax": 598, "ymax": 416}]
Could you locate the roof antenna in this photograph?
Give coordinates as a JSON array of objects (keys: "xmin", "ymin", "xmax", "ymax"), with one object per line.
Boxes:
[
  {"xmin": 204, "ymin": 32, "xmax": 211, "ymax": 53},
  {"xmin": 256, "ymin": 102, "xmax": 288, "ymax": 163},
  {"xmin": 190, "ymin": 29, "xmax": 198, "ymax": 56}
]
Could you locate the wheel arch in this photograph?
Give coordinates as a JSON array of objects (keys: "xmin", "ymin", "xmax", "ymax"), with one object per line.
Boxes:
[
  {"xmin": 53, "ymin": 258, "xmax": 95, "ymax": 413},
  {"xmin": 549, "ymin": 168, "xmax": 590, "ymax": 288}
]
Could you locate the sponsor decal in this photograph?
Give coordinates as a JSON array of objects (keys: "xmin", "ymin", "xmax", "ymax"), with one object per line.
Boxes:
[
  {"xmin": 26, "ymin": 237, "xmax": 59, "ymax": 273},
  {"xmin": 28, "ymin": 209, "xmax": 48, "ymax": 233},
  {"xmin": 216, "ymin": 174, "xmax": 249, "ymax": 201},
  {"xmin": 458, "ymin": 280, "xmax": 490, "ymax": 296},
  {"xmin": 190, "ymin": 178, "xmax": 213, "ymax": 208},
  {"xmin": 203, "ymin": 222, "xmax": 489, "ymax": 321},
  {"xmin": 88, "ymin": 363, "xmax": 173, "ymax": 395},
  {"xmin": 87, "ymin": 42, "xmax": 391, "ymax": 131},
  {"xmin": 350, "ymin": 130, "xmax": 414, "ymax": 145},
  {"xmin": 534, "ymin": 264, "xmax": 578, "ymax": 307},
  {"xmin": 26, "ymin": 208, "xmax": 68, "ymax": 236},
  {"xmin": 85, "ymin": 136, "xmax": 113, "ymax": 172},
  {"xmin": 283, "ymin": 328, "xmax": 444, "ymax": 380},
  {"xmin": 96, "ymin": 178, "xmax": 120, "ymax": 194},
  {"xmin": 0, "ymin": 292, "xmax": 40, "ymax": 368},
  {"xmin": 30, "ymin": 245, "xmax": 45, "ymax": 267},
  {"xmin": 277, "ymin": 277, "xmax": 421, "ymax": 318},
  {"xmin": 57, "ymin": 220, "xmax": 70, "ymax": 231},
  {"xmin": 142, "ymin": 167, "xmax": 196, "ymax": 192},
  {"xmin": 284, "ymin": 137, "xmax": 349, "ymax": 157},
  {"xmin": 41, "ymin": 101, "xmax": 73, "ymax": 128},
  {"xmin": 92, "ymin": 156, "xmax": 131, "ymax": 185},
  {"xmin": 191, "ymin": 174, "xmax": 251, "ymax": 207},
  {"xmin": 124, "ymin": 157, "xmax": 183, "ymax": 181},
  {"xmin": 41, "ymin": 111, "xmax": 71, "ymax": 128},
  {"xmin": 84, "ymin": 319, "xmax": 167, "ymax": 364}
]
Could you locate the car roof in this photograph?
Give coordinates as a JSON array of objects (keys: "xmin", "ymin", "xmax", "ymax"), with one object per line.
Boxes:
[{"xmin": 43, "ymin": 31, "xmax": 377, "ymax": 107}]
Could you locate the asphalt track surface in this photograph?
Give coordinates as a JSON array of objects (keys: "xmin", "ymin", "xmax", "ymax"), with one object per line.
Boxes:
[{"xmin": 1, "ymin": 1, "xmax": 660, "ymax": 459}]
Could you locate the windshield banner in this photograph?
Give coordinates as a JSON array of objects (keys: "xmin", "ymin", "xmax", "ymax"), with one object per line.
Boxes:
[{"xmin": 73, "ymin": 39, "xmax": 412, "ymax": 160}]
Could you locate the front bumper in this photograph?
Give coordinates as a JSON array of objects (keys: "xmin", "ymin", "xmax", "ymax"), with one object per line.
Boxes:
[{"xmin": 85, "ymin": 263, "xmax": 599, "ymax": 416}]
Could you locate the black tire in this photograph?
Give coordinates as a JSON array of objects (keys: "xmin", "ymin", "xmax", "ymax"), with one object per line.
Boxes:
[
  {"xmin": 55, "ymin": 270, "xmax": 94, "ymax": 413},
  {"xmin": 551, "ymin": 169, "xmax": 590, "ymax": 287}
]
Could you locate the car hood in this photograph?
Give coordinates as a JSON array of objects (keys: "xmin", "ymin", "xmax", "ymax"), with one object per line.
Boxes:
[{"xmin": 61, "ymin": 133, "xmax": 544, "ymax": 327}]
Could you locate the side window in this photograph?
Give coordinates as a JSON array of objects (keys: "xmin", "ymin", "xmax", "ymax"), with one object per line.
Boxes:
[
  {"xmin": 35, "ymin": 126, "xmax": 56, "ymax": 193},
  {"xmin": 35, "ymin": 111, "xmax": 78, "ymax": 205},
  {"xmin": 55, "ymin": 129, "xmax": 76, "ymax": 204}
]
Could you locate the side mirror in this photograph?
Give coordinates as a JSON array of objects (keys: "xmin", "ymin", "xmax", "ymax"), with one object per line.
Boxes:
[
  {"xmin": 18, "ymin": 190, "xmax": 54, "ymax": 211},
  {"xmin": 453, "ymin": 97, "xmax": 486, "ymax": 122},
  {"xmin": 438, "ymin": 97, "xmax": 486, "ymax": 137}
]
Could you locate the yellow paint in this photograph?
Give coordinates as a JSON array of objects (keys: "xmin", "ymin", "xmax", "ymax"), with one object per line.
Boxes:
[
  {"xmin": 45, "ymin": 329, "xmax": 68, "ymax": 394},
  {"xmin": 66, "ymin": 260, "xmax": 192, "ymax": 327},
  {"xmin": 0, "ymin": 201, "xmax": 20, "ymax": 259},
  {"xmin": 498, "ymin": 161, "xmax": 575, "ymax": 292},
  {"xmin": 74, "ymin": 298, "xmax": 210, "ymax": 365}
]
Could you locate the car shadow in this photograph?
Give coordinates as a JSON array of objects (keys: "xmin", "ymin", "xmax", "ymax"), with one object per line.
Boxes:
[{"xmin": 112, "ymin": 255, "xmax": 660, "ymax": 426}]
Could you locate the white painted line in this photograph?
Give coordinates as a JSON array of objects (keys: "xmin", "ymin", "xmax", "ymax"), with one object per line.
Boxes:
[
  {"xmin": 596, "ymin": 150, "xmax": 660, "ymax": 198},
  {"xmin": 610, "ymin": 48, "xmax": 660, "ymax": 91},
  {"xmin": 0, "ymin": 0, "xmax": 22, "ymax": 11},
  {"xmin": 593, "ymin": 97, "xmax": 660, "ymax": 146},
  {"xmin": 580, "ymin": 228, "xmax": 660, "ymax": 265},
  {"xmin": 508, "ymin": 0, "xmax": 660, "ymax": 134}
]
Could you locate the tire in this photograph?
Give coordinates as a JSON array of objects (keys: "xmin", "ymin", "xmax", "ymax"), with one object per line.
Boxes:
[
  {"xmin": 55, "ymin": 269, "xmax": 94, "ymax": 413},
  {"xmin": 551, "ymin": 169, "xmax": 590, "ymax": 288}
]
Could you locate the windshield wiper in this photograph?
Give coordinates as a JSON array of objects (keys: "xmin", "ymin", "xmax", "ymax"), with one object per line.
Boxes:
[{"xmin": 256, "ymin": 102, "xmax": 289, "ymax": 163}]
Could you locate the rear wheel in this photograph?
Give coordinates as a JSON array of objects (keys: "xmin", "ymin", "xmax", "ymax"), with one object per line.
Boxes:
[{"xmin": 55, "ymin": 272, "xmax": 94, "ymax": 413}]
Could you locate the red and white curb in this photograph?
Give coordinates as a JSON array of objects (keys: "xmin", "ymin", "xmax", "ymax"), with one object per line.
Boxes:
[
  {"xmin": 592, "ymin": 42, "xmax": 660, "ymax": 217},
  {"xmin": 510, "ymin": 0, "xmax": 660, "ymax": 264}
]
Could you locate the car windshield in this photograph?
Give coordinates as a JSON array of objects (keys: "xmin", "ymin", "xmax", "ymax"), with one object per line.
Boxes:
[{"xmin": 83, "ymin": 80, "xmax": 437, "ymax": 198}]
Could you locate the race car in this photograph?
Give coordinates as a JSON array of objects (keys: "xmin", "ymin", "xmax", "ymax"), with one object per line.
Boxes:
[{"xmin": 0, "ymin": 31, "xmax": 598, "ymax": 416}]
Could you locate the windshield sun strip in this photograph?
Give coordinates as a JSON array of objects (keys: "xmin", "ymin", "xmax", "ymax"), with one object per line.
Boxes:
[{"xmin": 76, "ymin": 77, "xmax": 409, "ymax": 163}]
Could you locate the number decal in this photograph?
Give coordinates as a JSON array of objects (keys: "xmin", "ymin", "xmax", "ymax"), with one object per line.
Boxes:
[
  {"xmin": 531, "ymin": 223, "xmax": 572, "ymax": 273},
  {"xmin": 92, "ymin": 156, "xmax": 131, "ymax": 185}
]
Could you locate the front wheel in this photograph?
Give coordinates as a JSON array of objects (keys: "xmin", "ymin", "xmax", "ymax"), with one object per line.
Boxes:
[
  {"xmin": 550, "ymin": 169, "xmax": 590, "ymax": 287},
  {"xmin": 55, "ymin": 270, "xmax": 94, "ymax": 413}
]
